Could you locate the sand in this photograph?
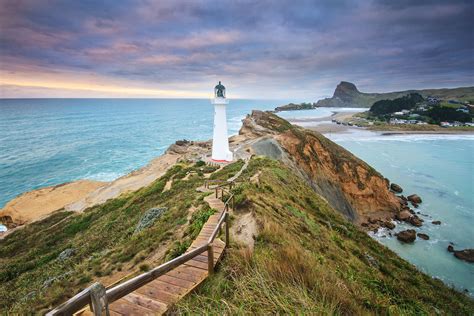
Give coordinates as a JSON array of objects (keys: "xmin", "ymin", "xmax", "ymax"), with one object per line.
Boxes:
[
  {"xmin": 0, "ymin": 180, "xmax": 106, "ymax": 226},
  {"xmin": 66, "ymin": 153, "xmax": 180, "ymax": 212},
  {"xmin": 0, "ymin": 152, "xmax": 181, "ymax": 231}
]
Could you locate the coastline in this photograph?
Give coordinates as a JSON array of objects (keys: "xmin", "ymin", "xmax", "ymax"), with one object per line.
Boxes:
[{"xmin": 286, "ymin": 109, "xmax": 474, "ymax": 135}]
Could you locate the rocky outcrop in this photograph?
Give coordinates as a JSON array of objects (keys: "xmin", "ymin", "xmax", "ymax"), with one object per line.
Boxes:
[
  {"xmin": 240, "ymin": 111, "xmax": 400, "ymax": 227},
  {"xmin": 314, "ymin": 81, "xmax": 474, "ymax": 108},
  {"xmin": 390, "ymin": 183, "xmax": 403, "ymax": 193},
  {"xmin": 407, "ymin": 194, "xmax": 422, "ymax": 204},
  {"xmin": 417, "ymin": 233, "xmax": 430, "ymax": 240},
  {"xmin": 447, "ymin": 247, "xmax": 474, "ymax": 263},
  {"xmin": 397, "ymin": 229, "xmax": 416, "ymax": 243},
  {"xmin": 432, "ymin": 220, "xmax": 442, "ymax": 225}
]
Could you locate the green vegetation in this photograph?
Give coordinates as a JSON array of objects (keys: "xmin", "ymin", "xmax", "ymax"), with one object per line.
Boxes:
[
  {"xmin": 0, "ymin": 160, "xmax": 217, "ymax": 313},
  {"xmin": 369, "ymin": 93, "xmax": 424, "ymax": 115},
  {"xmin": 175, "ymin": 157, "xmax": 474, "ymax": 315},
  {"xmin": 2, "ymin": 148, "xmax": 473, "ymax": 314},
  {"xmin": 428, "ymin": 106, "xmax": 471, "ymax": 123}
]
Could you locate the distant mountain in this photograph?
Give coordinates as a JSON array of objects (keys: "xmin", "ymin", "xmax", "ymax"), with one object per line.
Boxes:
[{"xmin": 315, "ymin": 81, "xmax": 474, "ymax": 108}]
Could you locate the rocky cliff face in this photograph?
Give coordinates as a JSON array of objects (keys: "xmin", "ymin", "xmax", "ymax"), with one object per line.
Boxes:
[
  {"xmin": 239, "ymin": 110, "xmax": 400, "ymax": 226},
  {"xmin": 332, "ymin": 81, "xmax": 360, "ymax": 102}
]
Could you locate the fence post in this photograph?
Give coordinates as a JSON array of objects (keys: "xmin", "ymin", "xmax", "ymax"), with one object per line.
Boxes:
[
  {"xmin": 225, "ymin": 213, "xmax": 230, "ymax": 246},
  {"xmin": 90, "ymin": 282, "xmax": 109, "ymax": 316},
  {"xmin": 207, "ymin": 244, "xmax": 214, "ymax": 275},
  {"xmin": 215, "ymin": 187, "xmax": 218, "ymax": 198}
]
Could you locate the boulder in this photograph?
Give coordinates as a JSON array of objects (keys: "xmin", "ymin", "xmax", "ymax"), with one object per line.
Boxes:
[
  {"xmin": 411, "ymin": 202, "xmax": 419, "ymax": 208},
  {"xmin": 453, "ymin": 249, "xmax": 474, "ymax": 263},
  {"xmin": 417, "ymin": 233, "xmax": 430, "ymax": 240},
  {"xmin": 407, "ymin": 194, "xmax": 422, "ymax": 204},
  {"xmin": 175, "ymin": 139, "xmax": 190, "ymax": 146},
  {"xmin": 383, "ymin": 221, "xmax": 395, "ymax": 229},
  {"xmin": 390, "ymin": 183, "xmax": 403, "ymax": 193},
  {"xmin": 396, "ymin": 210, "xmax": 411, "ymax": 221},
  {"xmin": 447, "ymin": 245, "xmax": 454, "ymax": 252},
  {"xmin": 408, "ymin": 215, "xmax": 423, "ymax": 227},
  {"xmin": 432, "ymin": 220, "xmax": 441, "ymax": 225},
  {"xmin": 397, "ymin": 229, "xmax": 416, "ymax": 243},
  {"xmin": 58, "ymin": 248, "xmax": 75, "ymax": 261}
]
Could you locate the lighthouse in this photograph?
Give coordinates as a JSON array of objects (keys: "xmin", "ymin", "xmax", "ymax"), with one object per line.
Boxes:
[{"xmin": 211, "ymin": 81, "xmax": 233, "ymax": 162}]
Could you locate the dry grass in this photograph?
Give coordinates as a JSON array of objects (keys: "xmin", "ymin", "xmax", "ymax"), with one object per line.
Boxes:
[{"xmin": 174, "ymin": 157, "xmax": 474, "ymax": 315}]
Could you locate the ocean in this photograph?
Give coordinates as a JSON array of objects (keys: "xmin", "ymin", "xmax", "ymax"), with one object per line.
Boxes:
[{"xmin": 1, "ymin": 100, "xmax": 473, "ymax": 293}]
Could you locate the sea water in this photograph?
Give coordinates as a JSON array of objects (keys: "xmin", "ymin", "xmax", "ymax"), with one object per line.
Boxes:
[
  {"xmin": 0, "ymin": 99, "xmax": 282, "ymax": 211},
  {"xmin": 1, "ymin": 101, "xmax": 473, "ymax": 293}
]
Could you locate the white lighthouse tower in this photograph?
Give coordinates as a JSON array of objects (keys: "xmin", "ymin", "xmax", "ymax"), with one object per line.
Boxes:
[{"xmin": 211, "ymin": 81, "xmax": 233, "ymax": 162}]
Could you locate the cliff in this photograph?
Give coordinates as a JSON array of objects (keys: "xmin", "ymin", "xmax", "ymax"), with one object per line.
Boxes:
[
  {"xmin": 315, "ymin": 81, "xmax": 474, "ymax": 108},
  {"xmin": 240, "ymin": 110, "xmax": 400, "ymax": 227}
]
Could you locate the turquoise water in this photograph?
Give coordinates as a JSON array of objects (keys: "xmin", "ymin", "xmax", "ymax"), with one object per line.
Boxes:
[
  {"xmin": 280, "ymin": 108, "xmax": 474, "ymax": 294},
  {"xmin": 1, "ymin": 102, "xmax": 473, "ymax": 293}
]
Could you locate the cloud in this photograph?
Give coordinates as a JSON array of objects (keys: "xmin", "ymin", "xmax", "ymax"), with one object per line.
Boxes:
[{"xmin": 0, "ymin": 0, "xmax": 473, "ymax": 99}]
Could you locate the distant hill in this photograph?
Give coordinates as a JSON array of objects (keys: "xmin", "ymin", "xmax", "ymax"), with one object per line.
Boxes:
[{"xmin": 315, "ymin": 81, "xmax": 474, "ymax": 108}]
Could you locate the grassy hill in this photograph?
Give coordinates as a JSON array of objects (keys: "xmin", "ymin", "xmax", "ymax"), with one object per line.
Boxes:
[
  {"xmin": 173, "ymin": 157, "xmax": 473, "ymax": 314},
  {"xmin": 315, "ymin": 81, "xmax": 474, "ymax": 108}
]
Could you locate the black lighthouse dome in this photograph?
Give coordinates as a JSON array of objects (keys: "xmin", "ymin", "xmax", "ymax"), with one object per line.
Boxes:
[{"xmin": 214, "ymin": 81, "xmax": 226, "ymax": 98}]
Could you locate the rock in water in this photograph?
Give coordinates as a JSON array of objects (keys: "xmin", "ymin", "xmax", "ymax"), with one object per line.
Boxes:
[
  {"xmin": 453, "ymin": 249, "xmax": 474, "ymax": 263},
  {"xmin": 408, "ymin": 215, "xmax": 423, "ymax": 227},
  {"xmin": 390, "ymin": 183, "xmax": 403, "ymax": 193},
  {"xmin": 417, "ymin": 233, "xmax": 430, "ymax": 240},
  {"xmin": 397, "ymin": 229, "xmax": 416, "ymax": 243},
  {"xmin": 447, "ymin": 245, "xmax": 454, "ymax": 252},
  {"xmin": 407, "ymin": 194, "xmax": 422, "ymax": 204},
  {"xmin": 432, "ymin": 220, "xmax": 441, "ymax": 225},
  {"xmin": 135, "ymin": 207, "xmax": 167, "ymax": 234}
]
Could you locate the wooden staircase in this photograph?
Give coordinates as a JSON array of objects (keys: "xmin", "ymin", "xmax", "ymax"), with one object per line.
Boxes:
[
  {"xmin": 107, "ymin": 195, "xmax": 227, "ymax": 315},
  {"xmin": 47, "ymin": 181, "xmax": 234, "ymax": 316}
]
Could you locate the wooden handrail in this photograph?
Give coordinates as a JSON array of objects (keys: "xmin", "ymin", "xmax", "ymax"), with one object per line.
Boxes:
[{"xmin": 48, "ymin": 182, "xmax": 235, "ymax": 316}]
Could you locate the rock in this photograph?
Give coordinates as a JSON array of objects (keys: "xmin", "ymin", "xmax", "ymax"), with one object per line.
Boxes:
[
  {"xmin": 42, "ymin": 277, "xmax": 57, "ymax": 289},
  {"xmin": 175, "ymin": 139, "xmax": 189, "ymax": 146},
  {"xmin": 411, "ymin": 202, "xmax": 419, "ymax": 208},
  {"xmin": 364, "ymin": 252, "xmax": 379, "ymax": 268},
  {"xmin": 58, "ymin": 248, "xmax": 75, "ymax": 261},
  {"xmin": 432, "ymin": 220, "xmax": 441, "ymax": 225},
  {"xmin": 134, "ymin": 207, "xmax": 167, "ymax": 234},
  {"xmin": 390, "ymin": 183, "xmax": 403, "ymax": 193},
  {"xmin": 397, "ymin": 229, "xmax": 416, "ymax": 243},
  {"xmin": 417, "ymin": 233, "xmax": 430, "ymax": 240},
  {"xmin": 408, "ymin": 215, "xmax": 423, "ymax": 227},
  {"xmin": 407, "ymin": 194, "xmax": 422, "ymax": 204},
  {"xmin": 396, "ymin": 210, "xmax": 411, "ymax": 221},
  {"xmin": 383, "ymin": 221, "xmax": 395, "ymax": 229},
  {"xmin": 400, "ymin": 195, "xmax": 408, "ymax": 201},
  {"xmin": 453, "ymin": 249, "xmax": 474, "ymax": 263},
  {"xmin": 447, "ymin": 245, "xmax": 454, "ymax": 252}
]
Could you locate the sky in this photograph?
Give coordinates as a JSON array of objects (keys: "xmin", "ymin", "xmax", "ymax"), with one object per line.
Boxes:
[{"xmin": 0, "ymin": 0, "xmax": 473, "ymax": 100}]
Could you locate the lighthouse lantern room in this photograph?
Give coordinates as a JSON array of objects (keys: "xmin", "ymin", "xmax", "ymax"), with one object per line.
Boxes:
[{"xmin": 211, "ymin": 81, "xmax": 233, "ymax": 162}]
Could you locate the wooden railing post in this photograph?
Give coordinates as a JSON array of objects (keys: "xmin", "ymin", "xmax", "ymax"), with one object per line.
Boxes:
[
  {"xmin": 207, "ymin": 244, "xmax": 214, "ymax": 275},
  {"xmin": 90, "ymin": 282, "xmax": 109, "ymax": 316},
  {"xmin": 225, "ymin": 213, "xmax": 230, "ymax": 246},
  {"xmin": 215, "ymin": 187, "xmax": 218, "ymax": 198}
]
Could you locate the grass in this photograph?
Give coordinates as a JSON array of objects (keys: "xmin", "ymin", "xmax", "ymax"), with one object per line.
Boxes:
[
  {"xmin": 174, "ymin": 157, "xmax": 474, "ymax": 315},
  {"xmin": 0, "ymin": 160, "xmax": 225, "ymax": 314}
]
